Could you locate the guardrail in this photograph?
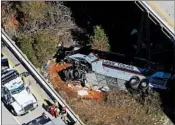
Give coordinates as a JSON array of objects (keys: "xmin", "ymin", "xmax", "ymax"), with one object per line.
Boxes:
[
  {"xmin": 135, "ymin": 1, "xmax": 175, "ymax": 44},
  {"xmin": 1, "ymin": 29, "xmax": 84, "ymax": 125}
]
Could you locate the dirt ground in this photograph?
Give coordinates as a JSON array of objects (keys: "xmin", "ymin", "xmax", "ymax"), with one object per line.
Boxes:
[{"xmin": 47, "ymin": 62, "xmax": 165, "ymax": 125}]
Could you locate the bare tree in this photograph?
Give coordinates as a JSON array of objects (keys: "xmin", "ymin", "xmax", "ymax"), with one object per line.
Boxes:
[{"xmin": 2, "ymin": 1, "xmax": 78, "ymax": 68}]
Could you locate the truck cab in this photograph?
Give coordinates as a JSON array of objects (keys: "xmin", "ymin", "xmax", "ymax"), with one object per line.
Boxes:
[{"xmin": 1, "ymin": 69, "xmax": 38, "ymax": 116}]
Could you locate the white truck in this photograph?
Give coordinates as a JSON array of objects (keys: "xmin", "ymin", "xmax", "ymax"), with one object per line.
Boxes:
[
  {"xmin": 1, "ymin": 69, "xmax": 38, "ymax": 116},
  {"xmin": 59, "ymin": 50, "xmax": 174, "ymax": 91}
]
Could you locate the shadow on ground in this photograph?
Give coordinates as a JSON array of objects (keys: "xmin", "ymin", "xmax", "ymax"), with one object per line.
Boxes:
[{"xmin": 159, "ymin": 80, "xmax": 175, "ymax": 123}]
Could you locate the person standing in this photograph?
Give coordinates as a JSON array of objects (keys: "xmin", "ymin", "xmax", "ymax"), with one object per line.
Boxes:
[
  {"xmin": 60, "ymin": 106, "xmax": 67, "ymax": 121},
  {"xmin": 49, "ymin": 104, "xmax": 60, "ymax": 118}
]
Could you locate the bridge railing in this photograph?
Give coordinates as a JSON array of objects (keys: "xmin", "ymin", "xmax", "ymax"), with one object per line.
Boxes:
[{"xmin": 135, "ymin": 1, "xmax": 175, "ymax": 43}]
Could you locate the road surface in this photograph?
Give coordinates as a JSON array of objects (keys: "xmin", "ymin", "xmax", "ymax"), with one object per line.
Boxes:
[
  {"xmin": 2, "ymin": 103, "xmax": 20, "ymax": 125},
  {"xmin": 145, "ymin": 1, "xmax": 174, "ymax": 31},
  {"xmin": 1, "ymin": 45, "xmax": 55, "ymax": 124},
  {"xmin": 139, "ymin": 1, "xmax": 175, "ymax": 36}
]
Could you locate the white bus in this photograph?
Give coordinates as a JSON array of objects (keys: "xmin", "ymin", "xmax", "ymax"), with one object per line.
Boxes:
[{"xmin": 65, "ymin": 52, "xmax": 174, "ymax": 91}]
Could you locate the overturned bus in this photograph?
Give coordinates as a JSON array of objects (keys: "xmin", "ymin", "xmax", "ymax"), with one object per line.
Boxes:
[{"xmin": 55, "ymin": 47, "xmax": 175, "ymax": 93}]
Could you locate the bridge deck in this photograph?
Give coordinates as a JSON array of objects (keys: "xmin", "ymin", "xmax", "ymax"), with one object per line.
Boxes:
[
  {"xmin": 145, "ymin": 1, "xmax": 174, "ymax": 33},
  {"xmin": 136, "ymin": 1, "xmax": 174, "ymax": 41}
]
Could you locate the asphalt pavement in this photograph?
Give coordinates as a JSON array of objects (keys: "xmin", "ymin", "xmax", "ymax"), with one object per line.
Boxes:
[
  {"xmin": 145, "ymin": 1, "xmax": 174, "ymax": 33},
  {"xmin": 2, "ymin": 103, "xmax": 20, "ymax": 125}
]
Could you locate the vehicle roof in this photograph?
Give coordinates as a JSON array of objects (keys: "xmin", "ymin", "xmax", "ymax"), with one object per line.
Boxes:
[
  {"xmin": 1, "ymin": 66, "xmax": 9, "ymax": 73},
  {"xmin": 1, "ymin": 68, "xmax": 14, "ymax": 74},
  {"xmin": 68, "ymin": 53, "xmax": 147, "ymax": 73},
  {"xmin": 152, "ymin": 71, "xmax": 172, "ymax": 79},
  {"xmin": 1, "ymin": 57, "xmax": 8, "ymax": 61},
  {"xmin": 1, "ymin": 69, "xmax": 20, "ymax": 85},
  {"xmin": 4, "ymin": 77, "xmax": 24, "ymax": 91},
  {"xmin": 24, "ymin": 115, "xmax": 66, "ymax": 125},
  {"xmin": 73, "ymin": 47, "xmax": 156, "ymax": 68},
  {"xmin": 44, "ymin": 117, "xmax": 66, "ymax": 125},
  {"xmin": 68, "ymin": 52, "xmax": 172, "ymax": 79},
  {"xmin": 72, "ymin": 47, "xmax": 172, "ymax": 72},
  {"xmin": 68, "ymin": 54, "xmax": 86, "ymax": 61},
  {"xmin": 68, "ymin": 53, "xmax": 98, "ymax": 63}
]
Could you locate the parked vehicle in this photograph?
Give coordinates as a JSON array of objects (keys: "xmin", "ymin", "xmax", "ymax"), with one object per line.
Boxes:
[
  {"xmin": 1, "ymin": 69, "xmax": 38, "ymax": 116},
  {"xmin": 22, "ymin": 112, "xmax": 67, "ymax": 125},
  {"xmin": 1, "ymin": 56, "xmax": 9, "ymax": 68}
]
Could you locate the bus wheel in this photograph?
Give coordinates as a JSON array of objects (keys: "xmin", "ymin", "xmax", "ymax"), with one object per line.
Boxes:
[
  {"xmin": 129, "ymin": 76, "xmax": 140, "ymax": 89},
  {"xmin": 139, "ymin": 79, "xmax": 149, "ymax": 90}
]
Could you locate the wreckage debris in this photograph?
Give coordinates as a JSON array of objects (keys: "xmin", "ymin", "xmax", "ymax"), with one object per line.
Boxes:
[{"xmin": 47, "ymin": 61, "xmax": 103, "ymax": 100}]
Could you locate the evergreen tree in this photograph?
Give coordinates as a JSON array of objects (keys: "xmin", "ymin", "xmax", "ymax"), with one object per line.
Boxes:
[{"xmin": 90, "ymin": 25, "xmax": 110, "ymax": 51}]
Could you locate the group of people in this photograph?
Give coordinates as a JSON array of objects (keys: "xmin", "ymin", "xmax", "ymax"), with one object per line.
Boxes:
[{"xmin": 42, "ymin": 99, "xmax": 67, "ymax": 121}]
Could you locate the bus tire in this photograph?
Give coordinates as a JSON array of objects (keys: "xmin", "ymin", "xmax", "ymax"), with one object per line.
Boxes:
[
  {"xmin": 129, "ymin": 76, "xmax": 140, "ymax": 89},
  {"xmin": 139, "ymin": 79, "xmax": 149, "ymax": 90}
]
